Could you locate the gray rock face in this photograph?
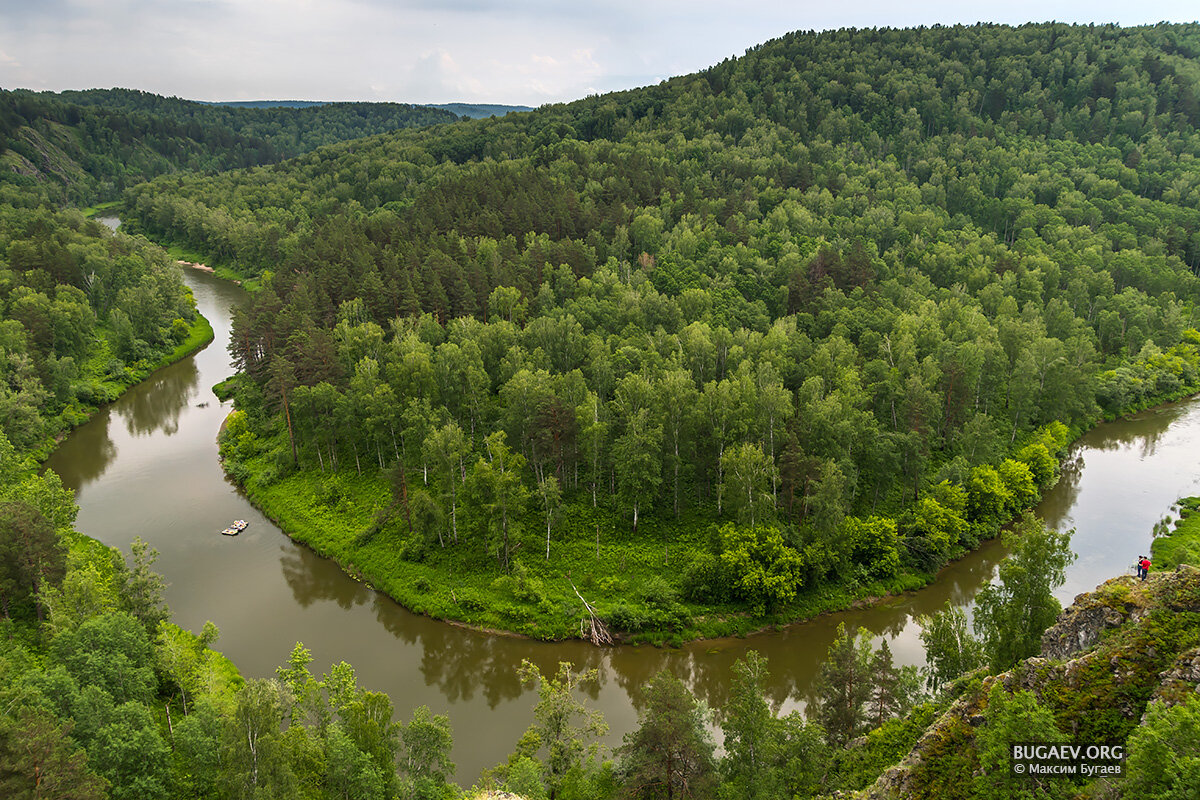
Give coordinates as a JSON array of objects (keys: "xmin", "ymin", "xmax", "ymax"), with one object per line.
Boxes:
[{"xmin": 1039, "ymin": 584, "xmax": 1130, "ymax": 661}]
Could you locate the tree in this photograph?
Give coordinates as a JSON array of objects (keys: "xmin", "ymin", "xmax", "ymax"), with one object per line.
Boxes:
[
  {"xmin": 613, "ymin": 408, "xmax": 662, "ymax": 533},
  {"xmin": 657, "ymin": 369, "xmax": 697, "ymax": 515},
  {"xmin": 974, "ymin": 684, "xmax": 1070, "ymax": 800},
  {"xmin": 267, "ymin": 354, "xmax": 300, "ymax": 466},
  {"xmin": 87, "ymin": 702, "xmax": 172, "ymax": 800},
  {"xmin": 400, "ymin": 705, "xmax": 455, "ymax": 799},
  {"xmin": 721, "ymin": 651, "xmax": 776, "ymax": 800},
  {"xmin": 618, "ymin": 670, "xmax": 716, "ymax": 800},
  {"xmin": 538, "ymin": 475, "xmax": 562, "ymax": 560},
  {"xmin": 0, "ymin": 709, "xmax": 107, "ymax": 800},
  {"xmin": 517, "ymin": 660, "xmax": 608, "ymax": 800},
  {"xmin": 973, "ymin": 513, "xmax": 1075, "ymax": 671},
  {"xmin": 50, "ymin": 611, "xmax": 156, "ymax": 706},
  {"xmin": 918, "ymin": 602, "xmax": 984, "ymax": 693},
  {"xmin": 809, "ymin": 623, "xmax": 874, "ymax": 746},
  {"xmin": 338, "ymin": 690, "xmax": 400, "ymax": 792},
  {"xmin": 156, "ymin": 622, "xmax": 205, "ymax": 716},
  {"xmin": 0, "ymin": 500, "xmax": 65, "ymax": 620},
  {"xmin": 720, "ymin": 443, "xmax": 777, "ymax": 527},
  {"xmin": 325, "ymin": 722, "xmax": 387, "ymax": 800},
  {"xmin": 1124, "ymin": 694, "xmax": 1200, "ymax": 800},
  {"xmin": 118, "ymin": 537, "xmax": 168, "ymax": 632},
  {"xmin": 465, "ymin": 431, "xmax": 530, "ymax": 570},
  {"xmin": 718, "ymin": 523, "xmax": 805, "ymax": 613},
  {"xmin": 423, "ymin": 421, "xmax": 471, "ymax": 544},
  {"xmin": 866, "ymin": 639, "xmax": 921, "ymax": 729},
  {"xmin": 226, "ymin": 678, "xmax": 292, "ymax": 800}
]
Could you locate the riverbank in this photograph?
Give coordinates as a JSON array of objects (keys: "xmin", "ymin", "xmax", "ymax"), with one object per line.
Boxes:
[
  {"xmin": 1152, "ymin": 496, "xmax": 1200, "ymax": 572},
  {"xmin": 227, "ymin": 459, "xmax": 935, "ymax": 645},
  {"xmin": 31, "ymin": 310, "xmax": 214, "ymax": 462},
  {"xmin": 216, "ymin": 416, "xmax": 1077, "ymax": 645},
  {"xmin": 136, "ymin": 235, "xmax": 1200, "ymax": 645},
  {"xmin": 217, "ymin": 382, "xmax": 1200, "ymax": 647}
]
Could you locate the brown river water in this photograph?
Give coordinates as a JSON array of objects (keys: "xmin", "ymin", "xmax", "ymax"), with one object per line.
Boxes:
[{"xmin": 48, "ymin": 230, "xmax": 1200, "ymax": 780}]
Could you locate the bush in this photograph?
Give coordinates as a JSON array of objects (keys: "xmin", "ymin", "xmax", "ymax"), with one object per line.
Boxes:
[{"xmin": 680, "ymin": 553, "xmax": 730, "ymax": 603}]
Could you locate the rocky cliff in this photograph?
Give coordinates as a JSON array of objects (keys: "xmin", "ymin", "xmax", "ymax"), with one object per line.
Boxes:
[{"xmin": 859, "ymin": 565, "xmax": 1200, "ymax": 799}]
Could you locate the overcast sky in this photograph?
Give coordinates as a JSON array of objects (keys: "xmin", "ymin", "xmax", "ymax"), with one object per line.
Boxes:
[{"xmin": 1, "ymin": 1, "xmax": 1198, "ymax": 107}]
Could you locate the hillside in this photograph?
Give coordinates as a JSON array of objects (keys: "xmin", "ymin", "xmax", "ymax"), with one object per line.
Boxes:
[
  {"xmin": 431, "ymin": 103, "xmax": 535, "ymax": 119},
  {"xmin": 117, "ymin": 22, "xmax": 1200, "ymax": 641},
  {"xmin": 0, "ymin": 88, "xmax": 459, "ymax": 205},
  {"xmin": 858, "ymin": 564, "xmax": 1200, "ymax": 799}
]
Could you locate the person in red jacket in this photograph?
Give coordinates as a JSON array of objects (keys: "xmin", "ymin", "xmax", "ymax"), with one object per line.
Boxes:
[{"xmin": 1139, "ymin": 556, "xmax": 1151, "ymax": 581}]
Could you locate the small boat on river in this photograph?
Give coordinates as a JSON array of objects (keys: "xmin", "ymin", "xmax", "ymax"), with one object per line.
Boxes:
[{"xmin": 220, "ymin": 519, "xmax": 249, "ymax": 536}]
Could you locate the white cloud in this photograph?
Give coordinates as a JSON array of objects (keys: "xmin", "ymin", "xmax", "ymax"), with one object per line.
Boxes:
[{"xmin": 2, "ymin": 1, "xmax": 1199, "ymax": 104}]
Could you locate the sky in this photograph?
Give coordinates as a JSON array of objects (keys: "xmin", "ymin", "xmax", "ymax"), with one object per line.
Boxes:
[{"xmin": 1, "ymin": 1, "xmax": 1198, "ymax": 107}]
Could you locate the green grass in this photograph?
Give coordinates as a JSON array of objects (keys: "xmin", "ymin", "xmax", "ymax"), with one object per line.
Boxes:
[
  {"xmin": 212, "ymin": 375, "xmax": 239, "ymax": 401},
  {"xmin": 79, "ymin": 199, "xmax": 123, "ymax": 217},
  {"xmin": 227, "ymin": 456, "xmax": 947, "ymax": 644},
  {"xmin": 1153, "ymin": 497, "xmax": 1200, "ymax": 571}
]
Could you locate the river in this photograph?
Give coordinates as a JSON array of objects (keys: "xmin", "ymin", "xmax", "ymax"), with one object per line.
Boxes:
[{"xmin": 48, "ymin": 234, "xmax": 1200, "ymax": 780}]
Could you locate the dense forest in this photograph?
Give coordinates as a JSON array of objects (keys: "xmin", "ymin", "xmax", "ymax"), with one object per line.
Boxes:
[
  {"xmin": 0, "ymin": 204, "xmax": 204, "ymax": 458},
  {"xmin": 6, "ymin": 19, "xmax": 1200, "ymax": 800},
  {"xmin": 121, "ymin": 22, "xmax": 1200, "ymax": 640},
  {"xmin": 0, "ymin": 89, "xmax": 459, "ymax": 206}
]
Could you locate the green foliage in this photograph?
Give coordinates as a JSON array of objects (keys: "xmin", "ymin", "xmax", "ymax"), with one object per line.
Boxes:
[
  {"xmin": 720, "ymin": 651, "xmax": 829, "ymax": 800},
  {"xmin": 400, "ymin": 705, "xmax": 455, "ymax": 797},
  {"xmin": 828, "ymin": 702, "xmax": 939, "ymax": 792},
  {"xmin": 0, "ymin": 205, "xmax": 206, "ymax": 459},
  {"xmin": 516, "ymin": 660, "xmax": 609, "ymax": 799},
  {"xmin": 718, "ymin": 523, "xmax": 805, "ymax": 613},
  {"xmin": 0, "ymin": 499, "xmax": 65, "ymax": 621},
  {"xmin": 88, "ymin": 701, "xmax": 172, "ymax": 800},
  {"xmin": 973, "ymin": 513, "xmax": 1075, "ymax": 671},
  {"xmin": 808, "ymin": 623, "xmax": 878, "ymax": 746},
  {"xmin": 50, "ymin": 611, "xmax": 157, "ymax": 706},
  {"xmin": 1124, "ymin": 694, "xmax": 1200, "ymax": 800},
  {"xmin": 974, "ymin": 685, "xmax": 1072, "ymax": 800},
  {"xmin": 1, "ymin": 88, "xmax": 458, "ymax": 206},
  {"xmin": 124, "ymin": 22, "xmax": 1200, "ymax": 646},
  {"xmin": 618, "ymin": 670, "xmax": 716, "ymax": 800},
  {"xmin": 918, "ymin": 602, "xmax": 985, "ymax": 693},
  {"xmin": 1153, "ymin": 496, "xmax": 1200, "ymax": 571},
  {"xmin": 0, "ymin": 708, "xmax": 108, "ymax": 799}
]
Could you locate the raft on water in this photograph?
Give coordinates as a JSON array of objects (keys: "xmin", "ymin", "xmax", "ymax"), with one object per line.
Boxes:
[{"xmin": 221, "ymin": 519, "xmax": 249, "ymax": 536}]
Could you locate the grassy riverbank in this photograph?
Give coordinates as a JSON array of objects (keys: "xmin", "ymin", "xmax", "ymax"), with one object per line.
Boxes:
[
  {"xmin": 231, "ymin": 455, "xmax": 932, "ymax": 644},
  {"xmin": 218, "ymin": 413, "xmax": 1072, "ymax": 645},
  {"xmin": 216, "ymin": 387, "xmax": 1200, "ymax": 645},
  {"xmin": 31, "ymin": 310, "xmax": 213, "ymax": 462},
  {"xmin": 1153, "ymin": 496, "xmax": 1200, "ymax": 572}
]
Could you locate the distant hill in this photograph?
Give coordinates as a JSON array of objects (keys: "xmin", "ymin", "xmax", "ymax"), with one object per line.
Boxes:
[
  {"xmin": 0, "ymin": 88, "xmax": 460, "ymax": 204},
  {"xmin": 206, "ymin": 100, "xmax": 534, "ymax": 118},
  {"xmin": 199, "ymin": 100, "xmax": 330, "ymax": 109},
  {"xmin": 429, "ymin": 103, "xmax": 533, "ymax": 118}
]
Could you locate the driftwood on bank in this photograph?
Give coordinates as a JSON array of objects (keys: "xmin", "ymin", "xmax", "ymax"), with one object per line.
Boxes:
[{"xmin": 572, "ymin": 583, "xmax": 613, "ymax": 646}]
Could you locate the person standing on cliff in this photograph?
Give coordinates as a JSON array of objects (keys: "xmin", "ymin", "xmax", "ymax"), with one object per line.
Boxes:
[{"xmin": 1139, "ymin": 556, "xmax": 1151, "ymax": 581}]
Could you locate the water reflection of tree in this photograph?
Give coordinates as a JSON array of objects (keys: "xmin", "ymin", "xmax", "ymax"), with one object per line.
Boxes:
[
  {"xmin": 44, "ymin": 408, "xmax": 118, "ymax": 490},
  {"xmin": 269, "ymin": 395, "xmax": 1200, "ymax": 745},
  {"xmin": 279, "ymin": 543, "xmax": 371, "ymax": 609},
  {"xmin": 1083, "ymin": 403, "xmax": 1186, "ymax": 457},
  {"xmin": 118, "ymin": 358, "xmax": 200, "ymax": 437}
]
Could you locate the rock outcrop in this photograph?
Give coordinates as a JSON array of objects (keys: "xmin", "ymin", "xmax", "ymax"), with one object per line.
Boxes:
[{"xmin": 859, "ymin": 565, "xmax": 1200, "ymax": 800}]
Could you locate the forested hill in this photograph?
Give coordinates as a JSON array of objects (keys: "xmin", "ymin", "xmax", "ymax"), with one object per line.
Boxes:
[
  {"xmin": 0, "ymin": 88, "xmax": 460, "ymax": 205},
  {"xmin": 126, "ymin": 23, "xmax": 1200, "ymax": 640}
]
